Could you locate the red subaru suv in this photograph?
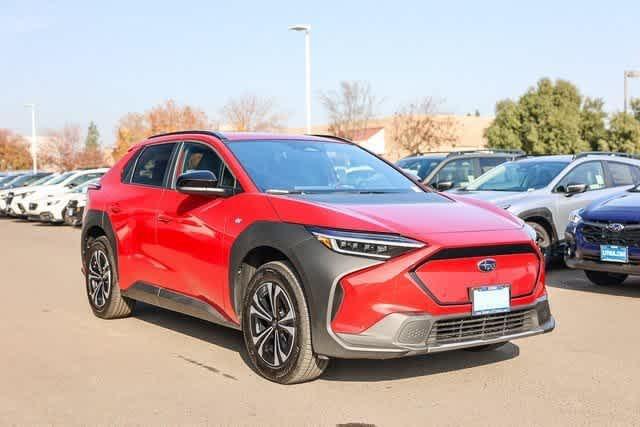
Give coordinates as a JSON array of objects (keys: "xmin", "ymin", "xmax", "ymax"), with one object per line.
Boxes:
[{"xmin": 81, "ymin": 131, "xmax": 554, "ymax": 383}]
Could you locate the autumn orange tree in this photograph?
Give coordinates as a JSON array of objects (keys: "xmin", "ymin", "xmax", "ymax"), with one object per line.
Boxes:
[
  {"xmin": 113, "ymin": 100, "xmax": 210, "ymax": 160},
  {"xmin": 0, "ymin": 129, "xmax": 31, "ymax": 170}
]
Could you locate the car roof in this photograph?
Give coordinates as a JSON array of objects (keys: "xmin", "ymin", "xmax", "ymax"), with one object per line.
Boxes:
[
  {"xmin": 517, "ymin": 155, "xmax": 574, "ymax": 163},
  {"xmin": 146, "ymin": 130, "xmax": 346, "ymax": 144}
]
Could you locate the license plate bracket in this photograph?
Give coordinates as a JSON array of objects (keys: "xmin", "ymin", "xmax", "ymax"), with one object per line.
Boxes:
[{"xmin": 471, "ymin": 285, "xmax": 510, "ymax": 316}]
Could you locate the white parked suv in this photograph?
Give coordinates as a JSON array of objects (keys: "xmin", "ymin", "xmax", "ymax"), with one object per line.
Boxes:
[
  {"xmin": 38, "ymin": 178, "xmax": 99, "ymax": 224},
  {"xmin": 453, "ymin": 152, "xmax": 640, "ymax": 260},
  {"xmin": 0, "ymin": 173, "xmax": 59, "ymax": 215},
  {"xmin": 13, "ymin": 168, "xmax": 107, "ymax": 219}
]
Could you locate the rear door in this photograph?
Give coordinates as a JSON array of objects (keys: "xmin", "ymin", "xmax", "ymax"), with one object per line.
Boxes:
[{"xmin": 110, "ymin": 142, "xmax": 177, "ymax": 289}]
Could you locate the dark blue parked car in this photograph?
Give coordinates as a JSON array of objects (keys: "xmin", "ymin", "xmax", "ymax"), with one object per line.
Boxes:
[{"xmin": 565, "ymin": 184, "xmax": 640, "ymax": 285}]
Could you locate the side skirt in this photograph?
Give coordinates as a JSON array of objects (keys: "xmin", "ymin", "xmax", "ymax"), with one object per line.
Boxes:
[{"xmin": 122, "ymin": 282, "xmax": 241, "ymax": 330}]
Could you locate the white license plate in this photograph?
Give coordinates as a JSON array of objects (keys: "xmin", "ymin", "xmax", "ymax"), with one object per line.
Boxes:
[
  {"xmin": 600, "ymin": 245, "xmax": 628, "ymax": 263},
  {"xmin": 66, "ymin": 208, "xmax": 75, "ymax": 216},
  {"xmin": 471, "ymin": 285, "xmax": 510, "ymax": 316}
]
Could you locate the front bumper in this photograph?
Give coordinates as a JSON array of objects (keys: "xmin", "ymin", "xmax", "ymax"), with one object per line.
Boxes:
[
  {"xmin": 565, "ymin": 228, "xmax": 640, "ymax": 275},
  {"xmin": 334, "ymin": 296, "xmax": 554, "ymax": 357}
]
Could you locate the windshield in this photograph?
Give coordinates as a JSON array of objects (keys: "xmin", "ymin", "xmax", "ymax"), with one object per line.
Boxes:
[
  {"xmin": 0, "ymin": 175, "xmax": 19, "ymax": 186},
  {"xmin": 465, "ymin": 160, "xmax": 569, "ymax": 192},
  {"xmin": 228, "ymin": 140, "xmax": 421, "ymax": 194},
  {"xmin": 30, "ymin": 174, "xmax": 54, "ymax": 186},
  {"xmin": 9, "ymin": 174, "xmax": 44, "ymax": 187},
  {"xmin": 47, "ymin": 172, "xmax": 74, "ymax": 185},
  {"xmin": 396, "ymin": 157, "xmax": 444, "ymax": 180}
]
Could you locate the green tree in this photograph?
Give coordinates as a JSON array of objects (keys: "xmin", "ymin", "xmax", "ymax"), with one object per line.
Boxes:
[
  {"xmin": 580, "ymin": 98, "xmax": 607, "ymax": 150},
  {"xmin": 601, "ymin": 112, "xmax": 640, "ymax": 153},
  {"xmin": 630, "ymin": 98, "xmax": 640, "ymax": 122},
  {"xmin": 487, "ymin": 78, "xmax": 590, "ymax": 154},
  {"xmin": 84, "ymin": 121, "xmax": 100, "ymax": 150}
]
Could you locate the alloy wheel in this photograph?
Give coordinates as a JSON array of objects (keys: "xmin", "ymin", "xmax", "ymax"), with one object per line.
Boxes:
[
  {"xmin": 249, "ymin": 281, "xmax": 296, "ymax": 367},
  {"xmin": 87, "ymin": 249, "xmax": 112, "ymax": 309}
]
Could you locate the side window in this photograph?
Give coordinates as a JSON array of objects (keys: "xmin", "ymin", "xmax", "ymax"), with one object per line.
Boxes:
[
  {"xmin": 479, "ymin": 157, "xmax": 507, "ymax": 174},
  {"xmin": 178, "ymin": 142, "xmax": 238, "ymax": 189},
  {"xmin": 433, "ymin": 158, "xmax": 476, "ymax": 188},
  {"xmin": 558, "ymin": 161, "xmax": 606, "ymax": 192},
  {"xmin": 131, "ymin": 143, "xmax": 176, "ymax": 187},
  {"xmin": 121, "ymin": 149, "xmax": 140, "ymax": 183},
  {"xmin": 608, "ymin": 162, "xmax": 639, "ymax": 186}
]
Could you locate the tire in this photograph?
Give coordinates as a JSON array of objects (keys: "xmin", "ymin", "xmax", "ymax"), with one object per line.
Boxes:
[
  {"xmin": 526, "ymin": 221, "xmax": 552, "ymax": 268},
  {"xmin": 242, "ymin": 261, "xmax": 329, "ymax": 384},
  {"xmin": 85, "ymin": 236, "xmax": 136, "ymax": 319},
  {"xmin": 584, "ymin": 270, "xmax": 628, "ymax": 286},
  {"xmin": 464, "ymin": 342, "xmax": 508, "ymax": 352}
]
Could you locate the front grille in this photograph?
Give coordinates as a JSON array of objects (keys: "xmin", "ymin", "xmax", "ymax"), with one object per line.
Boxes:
[
  {"xmin": 582, "ymin": 222, "xmax": 640, "ymax": 248},
  {"xmin": 426, "ymin": 309, "xmax": 536, "ymax": 346},
  {"xmin": 28, "ymin": 203, "xmax": 37, "ymax": 211},
  {"xmin": 67, "ymin": 200, "xmax": 78, "ymax": 208}
]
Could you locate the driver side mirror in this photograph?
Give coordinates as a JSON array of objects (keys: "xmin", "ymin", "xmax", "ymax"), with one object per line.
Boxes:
[
  {"xmin": 176, "ymin": 170, "xmax": 232, "ymax": 197},
  {"xmin": 435, "ymin": 181, "xmax": 454, "ymax": 192},
  {"xmin": 564, "ymin": 183, "xmax": 587, "ymax": 196}
]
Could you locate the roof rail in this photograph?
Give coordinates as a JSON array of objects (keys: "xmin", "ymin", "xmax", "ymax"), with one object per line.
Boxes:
[
  {"xmin": 573, "ymin": 151, "xmax": 639, "ymax": 160},
  {"xmin": 407, "ymin": 149, "xmax": 526, "ymax": 158},
  {"xmin": 148, "ymin": 130, "xmax": 228, "ymax": 141},
  {"xmin": 307, "ymin": 134, "xmax": 354, "ymax": 144}
]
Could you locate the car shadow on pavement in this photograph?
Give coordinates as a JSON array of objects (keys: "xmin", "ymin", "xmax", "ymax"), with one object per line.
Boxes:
[
  {"xmin": 132, "ymin": 302, "xmax": 251, "ymax": 364},
  {"xmin": 322, "ymin": 343, "xmax": 519, "ymax": 382},
  {"xmin": 546, "ymin": 267, "xmax": 640, "ymax": 298},
  {"xmin": 132, "ymin": 302, "xmax": 520, "ymax": 382}
]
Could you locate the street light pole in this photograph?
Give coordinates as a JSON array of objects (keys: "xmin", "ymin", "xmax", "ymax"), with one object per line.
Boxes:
[
  {"xmin": 24, "ymin": 104, "xmax": 38, "ymax": 173},
  {"xmin": 289, "ymin": 24, "xmax": 312, "ymax": 134},
  {"xmin": 624, "ymin": 70, "xmax": 640, "ymax": 114}
]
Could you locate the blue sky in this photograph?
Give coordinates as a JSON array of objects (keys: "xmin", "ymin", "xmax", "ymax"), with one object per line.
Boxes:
[{"xmin": 2, "ymin": 0, "xmax": 639, "ymax": 146}]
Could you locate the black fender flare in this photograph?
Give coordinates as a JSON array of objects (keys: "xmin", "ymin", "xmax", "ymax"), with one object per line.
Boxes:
[
  {"xmin": 518, "ymin": 208, "xmax": 558, "ymax": 242},
  {"xmin": 81, "ymin": 209, "xmax": 118, "ymax": 269}
]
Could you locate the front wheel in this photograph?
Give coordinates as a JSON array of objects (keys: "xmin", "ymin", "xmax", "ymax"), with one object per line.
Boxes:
[
  {"xmin": 585, "ymin": 270, "xmax": 628, "ymax": 286},
  {"xmin": 526, "ymin": 221, "xmax": 552, "ymax": 267},
  {"xmin": 242, "ymin": 261, "xmax": 328, "ymax": 384}
]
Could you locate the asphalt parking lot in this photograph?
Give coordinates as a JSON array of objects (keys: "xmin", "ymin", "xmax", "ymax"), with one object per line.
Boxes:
[{"xmin": 1, "ymin": 219, "xmax": 639, "ymax": 426}]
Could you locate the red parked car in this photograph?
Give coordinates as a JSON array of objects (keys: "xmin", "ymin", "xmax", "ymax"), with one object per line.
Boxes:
[{"xmin": 81, "ymin": 131, "xmax": 555, "ymax": 383}]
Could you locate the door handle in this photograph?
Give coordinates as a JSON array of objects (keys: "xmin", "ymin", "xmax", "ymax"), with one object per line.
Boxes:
[
  {"xmin": 109, "ymin": 203, "xmax": 122, "ymax": 214},
  {"xmin": 158, "ymin": 214, "xmax": 172, "ymax": 224}
]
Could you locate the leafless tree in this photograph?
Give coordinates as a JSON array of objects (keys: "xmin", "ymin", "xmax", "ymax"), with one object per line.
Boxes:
[
  {"xmin": 43, "ymin": 125, "xmax": 84, "ymax": 171},
  {"xmin": 320, "ymin": 81, "xmax": 378, "ymax": 139},
  {"xmin": 391, "ymin": 97, "xmax": 458, "ymax": 155},
  {"xmin": 219, "ymin": 94, "xmax": 287, "ymax": 131}
]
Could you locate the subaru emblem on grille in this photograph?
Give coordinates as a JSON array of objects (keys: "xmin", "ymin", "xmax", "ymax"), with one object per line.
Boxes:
[
  {"xmin": 477, "ymin": 258, "xmax": 497, "ymax": 272},
  {"xmin": 606, "ymin": 223, "xmax": 625, "ymax": 233}
]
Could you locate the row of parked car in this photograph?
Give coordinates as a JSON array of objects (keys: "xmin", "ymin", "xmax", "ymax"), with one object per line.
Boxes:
[
  {"xmin": 397, "ymin": 149, "xmax": 640, "ymax": 285},
  {"xmin": 0, "ymin": 168, "xmax": 107, "ymax": 226}
]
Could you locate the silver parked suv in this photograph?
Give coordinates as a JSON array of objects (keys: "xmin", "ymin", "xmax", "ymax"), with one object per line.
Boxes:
[{"xmin": 453, "ymin": 152, "xmax": 640, "ymax": 260}]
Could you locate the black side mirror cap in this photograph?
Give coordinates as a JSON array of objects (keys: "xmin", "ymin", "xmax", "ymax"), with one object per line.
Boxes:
[
  {"xmin": 176, "ymin": 170, "xmax": 232, "ymax": 197},
  {"xmin": 564, "ymin": 183, "xmax": 588, "ymax": 196},
  {"xmin": 436, "ymin": 181, "xmax": 454, "ymax": 191}
]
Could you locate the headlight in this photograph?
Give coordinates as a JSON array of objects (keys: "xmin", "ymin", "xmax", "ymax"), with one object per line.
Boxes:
[
  {"xmin": 523, "ymin": 223, "xmax": 537, "ymax": 242},
  {"xmin": 568, "ymin": 209, "xmax": 583, "ymax": 225},
  {"xmin": 308, "ymin": 227, "xmax": 425, "ymax": 259}
]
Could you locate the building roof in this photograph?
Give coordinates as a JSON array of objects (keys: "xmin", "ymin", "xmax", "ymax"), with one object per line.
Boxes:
[{"xmin": 350, "ymin": 127, "xmax": 384, "ymax": 142}]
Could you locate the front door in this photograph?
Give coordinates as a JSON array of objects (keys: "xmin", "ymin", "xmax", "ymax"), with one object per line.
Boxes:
[{"xmin": 156, "ymin": 141, "xmax": 240, "ymax": 312}]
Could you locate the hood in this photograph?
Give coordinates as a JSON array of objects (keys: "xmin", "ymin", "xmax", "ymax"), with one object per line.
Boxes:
[
  {"xmin": 583, "ymin": 190, "xmax": 640, "ymax": 223},
  {"xmin": 267, "ymin": 192, "xmax": 523, "ymax": 242},
  {"xmin": 451, "ymin": 189, "xmax": 535, "ymax": 205}
]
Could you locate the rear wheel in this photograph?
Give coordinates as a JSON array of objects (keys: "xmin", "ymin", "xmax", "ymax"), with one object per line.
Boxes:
[
  {"xmin": 584, "ymin": 270, "xmax": 628, "ymax": 286},
  {"xmin": 242, "ymin": 261, "xmax": 328, "ymax": 384},
  {"xmin": 85, "ymin": 236, "xmax": 136, "ymax": 319}
]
